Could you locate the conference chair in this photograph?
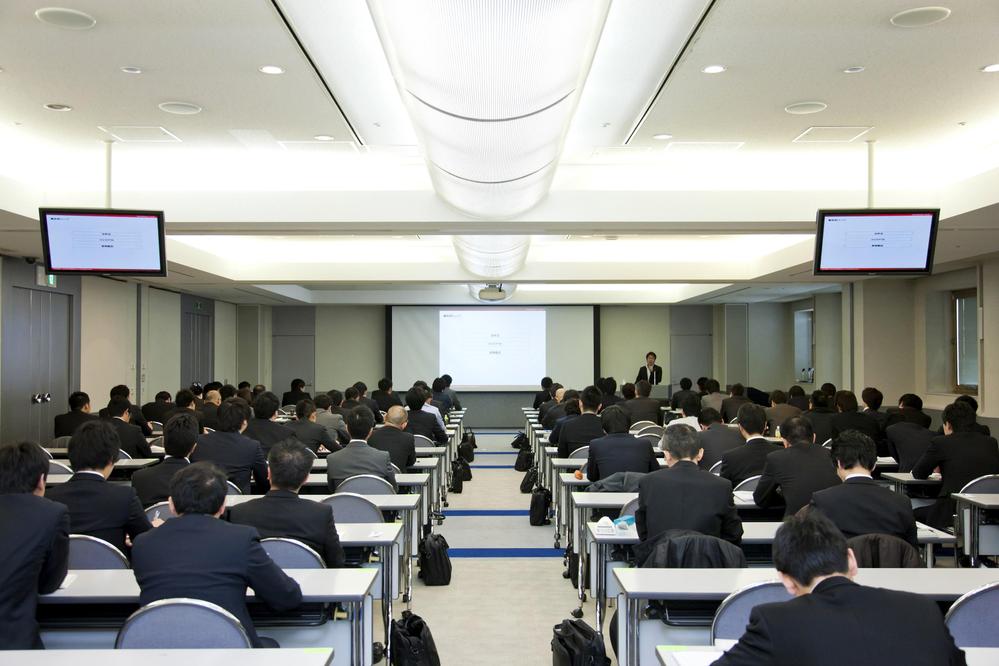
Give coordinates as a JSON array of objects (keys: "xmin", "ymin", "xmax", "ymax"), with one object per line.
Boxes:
[
  {"xmin": 711, "ymin": 582, "xmax": 792, "ymax": 644},
  {"xmin": 631, "ymin": 420, "xmax": 657, "ymax": 431},
  {"xmin": 203, "ymin": 427, "xmax": 215, "ymax": 433},
  {"xmin": 638, "ymin": 433, "xmax": 660, "ymax": 448},
  {"xmin": 48, "ymin": 460, "xmax": 73, "ymax": 475},
  {"xmin": 732, "ymin": 475, "xmax": 761, "ymax": 492},
  {"xmin": 847, "ymin": 534, "xmax": 922, "ymax": 568},
  {"xmin": 37, "ymin": 444, "xmax": 54, "ymax": 460},
  {"xmin": 619, "ymin": 497, "xmax": 640, "ymax": 518},
  {"xmin": 636, "ymin": 425, "xmax": 664, "ymax": 439},
  {"xmin": 322, "ymin": 493, "xmax": 384, "ymax": 524},
  {"xmin": 728, "ymin": 418, "xmax": 739, "ymax": 424},
  {"xmin": 117, "ymin": 449, "xmax": 132, "ymax": 460},
  {"xmin": 390, "ymin": 463, "xmax": 401, "ymax": 474},
  {"xmin": 413, "ymin": 434, "xmax": 435, "ymax": 447},
  {"xmin": 708, "ymin": 461, "xmax": 723, "ymax": 475},
  {"xmin": 337, "ymin": 474, "xmax": 395, "ymax": 495},
  {"xmin": 281, "ymin": 405, "xmax": 297, "ymax": 415},
  {"xmin": 52, "ymin": 435, "xmax": 72, "ymax": 448},
  {"xmin": 68, "ymin": 534, "xmax": 130, "ymax": 570},
  {"xmin": 261, "ymin": 537, "xmax": 326, "ymax": 569},
  {"xmin": 821, "ymin": 438, "xmax": 832, "ymax": 448},
  {"xmin": 945, "ymin": 581, "xmax": 999, "ymax": 648},
  {"xmin": 304, "ymin": 447, "xmax": 318, "ymax": 459},
  {"xmin": 955, "ymin": 474, "xmax": 999, "ymax": 555},
  {"xmin": 567, "ymin": 446, "xmax": 589, "ymax": 460},
  {"xmin": 115, "ymin": 598, "xmax": 252, "ymax": 649},
  {"xmin": 145, "ymin": 501, "xmax": 177, "ymax": 522},
  {"xmin": 225, "ymin": 480, "xmax": 242, "ymax": 495}
]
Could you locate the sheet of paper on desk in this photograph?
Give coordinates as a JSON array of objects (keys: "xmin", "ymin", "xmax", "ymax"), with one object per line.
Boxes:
[
  {"xmin": 733, "ymin": 491, "xmax": 754, "ymax": 502},
  {"xmin": 369, "ymin": 531, "xmax": 383, "ymax": 537},
  {"xmin": 659, "ymin": 647, "xmax": 722, "ymax": 666},
  {"xmin": 59, "ymin": 574, "xmax": 76, "ymax": 589}
]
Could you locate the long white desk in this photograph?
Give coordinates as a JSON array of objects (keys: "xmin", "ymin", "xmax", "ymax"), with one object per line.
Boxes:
[
  {"xmin": 953, "ymin": 493, "xmax": 999, "ymax": 567},
  {"xmin": 46, "ymin": 459, "xmax": 160, "ymax": 483},
  {"xmin": 3, "ymin": 649, "xmax": 334, "ymax": 665},
  {"xmin": 656, "ymin": 645, "xmax": 999, "ymax": 666}
]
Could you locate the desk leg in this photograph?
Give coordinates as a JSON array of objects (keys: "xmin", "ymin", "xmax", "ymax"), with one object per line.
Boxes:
[
  {"xmin": 403, "ymin": 507, "xmax": 414, "ymax": 604},
  {"xmin": 576, "ymin": 505, "xmax": 586, "ymax": 604},
  {"xmin": 381, "ymin": 543, "xmax": 393, "ymax": 664},
  {"xmin": 969, "ymin": 504, "xmax": 981, "ymax": 567},
  {"xmin": 595, "ymin": 541, "xmax": 607, "ymax": 631},
  {"xmin": 925, "ymin": 543, "xmax": 934, "ymax": 568},
  {"xmin": 625, "ymin": 595, "xmax": 640, "ymax": 666},
  {"xmin": 350, "ymin": 599, "xmax": 364, "ymax": 666}
]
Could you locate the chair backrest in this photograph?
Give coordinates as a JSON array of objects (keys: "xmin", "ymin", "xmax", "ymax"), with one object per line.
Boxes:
[
  {"xmin": 337, "ymin": 474, "xmax": 395, "ymax": 495},
  {"xmin": 390, "ymin": 462, "xmax": 401, "ymax": 473},
  {"xmin": 148, "ymin": 421, "xmax": 164, "ymax": 434},
  {"xmin": 846, "ymin": 533, "xmax": 922, "ymax": 568},
  {"xmin": 225, "ymin": 481, "xmax": 242, "ymax": 495},
  {"xmin": 68, "ymin": 534, "xmax": 130, "ymax": 570},
  {"xmin": 48, "ymin": 460, "xmax": 73, "ymax": 475},
  {"xmin": 631, "ymin": 420, "xmax": 656, "ymax": 430},
  {"xmin": 733, "ymin": 475, "xmax": 761, "ymax": 492},
  {"xmin": 412, "ymin": 434, "xmax": 435, "ymax": 447},
  {"xmin": 282, "ymin": 405, "xmax": 297, "ymax": 413},
  {"xmin": 304, "ymin": 447, "xmax": 318, "ymax": 458},
  {"xmin": 261, "ymin": 537, "xmax": 326, "ymax": 568},
  {"xmin": 115, "ymin": 598, "xmax": 252, "ymax": 649},
  {"xmin": 711, "ymin": 582, "xmax": 792, "ymax": 643},
  {"xmin": 619, "ymin": 497, "xmax": 640, "ymax": 518},
  {"xmin": 636, "ymin": 425, "xmax": 664, "ymax": 438},
  {"xmin": 38, "ymin": 444, "xmax": 54, "ymax": 460},
  {"xmin": 145, "ymin": 501, "xmax": 177, "ymax": 522},
  {"xmin": 117, "ymin": 448, "xmax": 132, "ymax": 460},
  {"xmin": 960, "ymin": 474, "xmax": 999, "ymax": 494},
  {"xmin": 567, "ymin": 446, "xmax": 589, "ymax": 460},
  {"xmin": 945, "ymin": 581, "xmax": 999, "ymax": 647},
  {"xmin": 821, "ymin": 438, "xmax": 832, "ymax": 449},
  {"xmin": 729, "ymin": 417, "xmax": 739, "ymax": 424},
  {"xmin": 147, "ymin": 436, "xmax": 164, "ymax": 448},
  {"xmin": 321, "ymin": 492, "xmax": 384, "ymax": 523},
  {"xmin": 52, "ymin": 435, "xmax": 72, "ymax": 448},
  {"xmin": 708, "ymin": 460, "xmax": 723, "ymax": 475}
]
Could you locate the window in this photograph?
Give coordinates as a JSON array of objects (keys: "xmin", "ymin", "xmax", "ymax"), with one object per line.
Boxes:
[
  {"xmin": 952, "ymin": 289, "xmax": 979, "ymax": 394},
  {"xmin": 793, "ymin": 309, "xmax": 815, "ymax": 383}
]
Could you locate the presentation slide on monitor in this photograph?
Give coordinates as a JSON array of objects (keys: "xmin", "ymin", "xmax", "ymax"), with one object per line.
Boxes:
[
  {"xmin": 819, "ymin": 213, "xmax": 934, "ymax": 271},
  {"xmin": 45, "ymin": 212, "xmax": 162, "ymax": 272},
  {"xmin": 438, "ymin": 309, "xmax": 546, "ymax": 389}
]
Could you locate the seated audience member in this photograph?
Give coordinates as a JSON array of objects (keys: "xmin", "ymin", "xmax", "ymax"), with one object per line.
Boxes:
[
  {"xmin": 243, "ymin": 391, "xmax": 296, "ymax": 454},
  {"xmin": 166, "ymin": 389, "xmax": 205, "ymax": 429},
  {"xmin": 99, "ymin": 384, "xmax": 153, "ymax": 436},
  {"xmin": 314, "ymin": 393, "xmax": 348, "ymax": 447},
  {"xmin": 229, "ymin": 441, "xmax": 345, "ymax": 568},
  {"xmin": 912, "ymin": 401, "xmax": 999, "ymax": 530},
  {"xmin": 413, "ymin": 380, "xmax": 446, "ymax": 430},
  {"xmin": 700, "ymin": 379, "xmax": 725, "ymax": 413},
  {"xmin": 189, "ymin": 383, "xmax": 205, "ymax": 410},
  {"xmin": 720, "ymin": 404, "xmax": 781, "ymax": 487},
  {"xmin": 557, "ymin": 385, "xmax": 604, "ymax": 458},
  {"xmin": 537, "ymin": 383, "xmax": 563, "ymax": 422},
  {"xmin": 666, "ymin": 394, "xmax": 701, "ymax": 430},
  {"xmin": 352, "ymin": 381, "xmax": 384, "ymax": 424},
  {"xmin": 431, "ymin": 377, "xmax": 453, "ymax": 413},
  {"xmin": 713, "ymin": 511, "xmax": 964, "ymax": 665},
  {"xmin": 203, "ymin": 381, "xmax": 223, "ymax": 395},
  {"xmin": 820, "ymin": 382, "xmax": 837, "ymax": 398},
  {"xmin": 765, "ymin": 390, "xmax": 800, "ymax": 436},
  {"xmin": 620, "ymin": 382, "xmax": 637, "ymax": 402},
  {"xmin": 886, "ymin": 419, "xmax": 935, "ymax": 473},
  {"xmin": 541, "ymin": 387, "xmax": 570, "ymax": 430},
  {"xmin": 404, "ymin": 387, "xmax": 447, "ymax": 444},
  {"xmin": 326, "ymin": 406, "xmax": 396, "ymax": 491},
  {"xmin": 326, "ymin": 388, "xmax": 346, "ymax": 414},
  {"xmin": 220, "ymin": 384, "xmax": 237, "ymax": 401},
  {"xmin": 936, "ymin": 395, "xmax": 991, "ymax": 437},
  {"xmin": 132, "ymin": 462, "xmax": 302, "ymax": 648},
  {"xmin": 237, "ymin": 387, "xmax": 254, "ymax": 404},
  {"xmin": 786, "ymin": 384, "xmax": 810, "ymax": 412},
  {"xmin": 861, "ymin": 386, "xmax": 888, "ymax": 431},
  {"xmin": 369, "ymin": 405, "xmax": 418, "ymax": 472},
  {"xmin": 46, "ymin": 421, "xmax": 153, "ymax": 553},
  {"xmin": 0, "ymin": 442, "xmax": 69, "ymax": 649},
  {"xmin": 830, "ymin": 390, "xmax": 882, "ymax": 451},
  {"xmin": 809, "ymin": 431, "xmax": 917, "ymax": 547},
  {"xmin": 372, "ymin": 377, "xmax": 403, "ymax": 413},
  {"xmin": 547, "ymin": 390, "xmax": 580, "ymax": 448},
  {"xmin": 105, "ymin": 396, "xmax": 154, "ymax": 459},
  {"xmin": 885, "ymin": 393, "xmax": 933, "ymax": 430},
  {"xmin": 533, "ymin": 377, "xmax": 554, "ymax": 410},
  {"xmin": 670, "ymin": 377, "xmax": 697, "ymax": 411},
  {"xmin": 696, "ymin": 376, "xmax": 709, "ymax": 397},
  {"xmin": 587, "ymin": 406, "xmax": 659, "ymax": 481},
  {"xmin": 801, "ymin": 390, "xmax": 836, "ymax": 446},
  {"xmin": 286, "ymin": 399, "xmax": 336, "ymax": 454},
  {"xmin": 697, "ymin": 408, "xmax": 744, "ymax": 471},
  {"xmin": 238, "ymin": 381, "xmax": 252, "ymax": 391},
  {"xmin": 191, "ymin": 398, "xmax": 269, "ymax": 494},
  {"xmin": 754, "ymin": 417, "xmax": 840, "ymax": 516},
  {"xmin": 54, "ymin": 390, "xmax": 98, "ymax": 438},
  {"xmin": 200, "ymin": 389, "xmax": 222, "ymax": 431},
  {"xmin": 598, "ymin": 376, "xmax": 620, "ymax": 409},
  {"xmin": 720, "ymin": 383, "xmax": 752, "ymax": 423},
  {"xmin": 635, "ymin": 424, "xmax": 742, "ymax": 544},
  {"xmin": 252, "ymin": 384, "xmax": 266, "ymax": 399},
  {"xmin": 132, "ymin": 413, "xmax": 197, "ymax": 507},
  {"xmin": 624, "ymin": 380, "xmax": 661, "ymax": 426},
  {"xmin": 281, "ymin": 378, "xmax": 311, "ymax": 408},
  {"xmin": 140, "ymin": 391, "xmax": 173, "ymax": 424},
  {"xmin": 441, "ymin": 374, "xmax": 462, "ymax": 410}
]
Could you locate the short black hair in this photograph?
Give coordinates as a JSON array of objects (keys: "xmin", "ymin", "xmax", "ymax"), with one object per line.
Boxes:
[
  {"xmin": 432, "ymin": 377, "xmax": 446, "ymax": 393},
  {"xmin": 955, "ymin": 394, "xmax": 979, "ymax": 413},
  {"xmin": 770, "ymin": 390, "xmax": 787, "ymax": 405},
  {"xmin": 237, "ymin": 381, "xmax": 251, "ymax": 390},
  {"xmin": 107, "ymin": 396, "xmax": 131, "ymax": 418},
  {"xmin": 580, "ymin": 385, "xmax": 602, "ymax": 411},
  {"xmin": 253, "ymin": 391, "xmax": 280, "ymax": 419},
  {"xmin": 541, "ymin": 377, "xmax": 553, "ymax": 389},
  {"xmin": 109, "ymin": 384, "xmax": 130, "ymax": 400},
  {"xmin": 252, "ymin": 384, "xmax": 265, "ymax": 396},
  {"xmin": 154, "ymin": 390, "xmax": 172, "ymax": 402},
  {"xmin": 347, "ymin": 405, "xmax": 375, "ymax": 439},
  {"xmin": 773, "ymin": 511, "xmax": 849, "ymax": 587},
  {"xmin": 378, "ymin": 378, "xmax": 392, "ymax": 392},
  {"xmin": 0, "ymin": 442, "xmax": 50, "ymax": 494},
  {"xmin": 696, "ymin": 377, "xmax": 708, "ymax": 390},
  {"xmin": 737, "ymin": 403, "xmax": 766, "ymax": 435},
  {"xmin": 788, "ymin": 385, "xmax": 805, "ymax": 398},
  {"xmin": 680, "ymin": 394, "xmax": 701, "ymax": 418},
  {"xmin": 563, "ymin": 399, "xmax": 581, "ymax": 417},
  {"xmin": 163, "ymin": 413, "xmax": 200, "ymax": 457},
  {"xmin": 943, "ymin": 401, "xmax": 976, "ymax": 432},
  {"xmin": 820, "ymin": 382, "xmax": 837, "ymax": 397},
  {"xmin": 170, "ymin": 462, "xmax": 227, "ymax": 515},
  {"xmin": 730, "ymin": 383, "xmax": 745, "ymax": 397},
  {"xmin": 635, "ymin": 380, "xmax": 652, "ymax": 398},
  {"xmin": 621, "ymin": 383, "xmax": 636, "ymax": 400},
  {"xmin": 405, "ymin": 387, "xmax": 425, "ymax": 411},
  {"xmin": 834, "ymin": 390, "xmax": 858, "ymax": 413},
  {"xmin": 353, "ymin": 381, "xmax": 367, "ymax": 396},
  {"xmin": 861, "ymin": 387, "xmax": 883, "ymax": 411},
  {"xmin": 344, "ymin": 386, "xmax": 360, "ymax": 401},
  {"xmin": 291, "ymin": 378, "xmax": 305, "ymax": 391},
  {"xmin": 69, "ymin": 391, "xmax": 91, "ymax": 411},
  {"xmin": 327, "ymin": 389, "xmax": 343, "ymax": 405},
  {"xmin": 220, "ymin": 384, "xmax": 237, "ymax": 400},
  {"xmin": 314, "ymin": 393, "xmax": 332, "ymax": 410},
  {"xmin": 204, "ymin": 381, "xmax": 223, "ymax": 393},
  {"xmin": 441, "ymin": 374, "xmax": 453, "ymax": 387},
  {"xmin": 189, "ymin": 383, "xmax": 203, "ymax": 397},
  {"xmin": 782, "ymin": 416, "xmax": 815, "ymax": 446},
  {"xmin": 68, "ymin": 420, "xmax": 120, "ymax": 470},
  {"xmin": 680, "ymin": 377, "xmax": 692, "ymax": 390},
  {"xmin": 830, "ymin": 430, "xmax": 876, "ymax": 471},
  {"xmin": 600, "ymin": 406, "xmax": 630, "ymax": 434},
  {"xmin": 706, "ymin": 379, "xmax": 720, "ymax": 394},
  {"xmin": 602, "ymin": 377, "xmax": 617, "ymax": 395},
  {"xmin": 646, "ymin": 351, "xmax": 657, "ymax": 361},
  {"xmin": 899, "ymin": 393, "xmax": 923, "ymax": 410},
  {"xmin": 698, "ymin": 407, "xmax": 722, "ymax": 427},
  {"xmin": 175, "ymin": 389, "xmax": 196, "ymax": 409},
  {"xmin": 268, "ymin": 440, "xmax": 313, "ymax": 490},
  {"xmin": 562, "ymin": 389, "xmax": 580, "ymax": 405},
  {"xmin": 218, "ymin": 397, "xmax": 251, "ymax": 433},
  {"xmin": 810, "ymin": 390, "xmax": 829, "ymax": 409},
  {"xmin": 663, "ymin": 424, "xmax": 700, "ymax": 460},
  {"xmin": 296, "ymin": 399, "xmax": 317, "ymax": 420}
]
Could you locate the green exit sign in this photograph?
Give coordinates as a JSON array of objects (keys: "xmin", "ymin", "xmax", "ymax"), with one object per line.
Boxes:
[{"xmin": 35, "ymin": 265, "xmax": 57, "ymax": 288}]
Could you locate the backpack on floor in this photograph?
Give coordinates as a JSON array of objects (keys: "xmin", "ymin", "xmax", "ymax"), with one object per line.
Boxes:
[
  {"xmin": 551, "ymin": 618, "xmax": 610, "ymax": 666},
  {"xmin": 511, "ymin": 432, "xmax": 529, "ymax": 450},
  {"xmin": 448, "ymin": 460, "xmax": 463, "ymax": 494},
  {"xmin": 520, "ymin": 467, "xmax": 538, "ymax": 493},
  {"xmin": 458, "ymin": 440, "xmax": 475, "ymax": 463},
  {"xmin": 458, "ymin": 458, "xmax": 472, "ymax": 482},
  {"xmin": 462, "ymin": 430, "xmax": 477, "ymax": 448},
  {"xmin": 418, "ymin": 534, "xmax": 452, "ymax": 586},
  {"xmin": 530, "ymin": 486, "xmax": 552, "ymax": 526},
  {"xmin": 515, "ymin": 448, "xmax": 534, "ymax": 472},
  {"xmin": 391, "ymin": 610, "xmax": 442, "ymax": 666}
]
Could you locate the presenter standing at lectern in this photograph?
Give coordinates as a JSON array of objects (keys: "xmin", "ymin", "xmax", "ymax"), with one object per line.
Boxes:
[{"xmin": 636, "ymin": 351, "xmax": 662, "ymax": 385}]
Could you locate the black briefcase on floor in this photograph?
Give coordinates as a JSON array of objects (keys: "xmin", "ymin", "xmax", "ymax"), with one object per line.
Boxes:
[
  {"xmin": 391, "ymin": 610, "xmax": 441, "ymax": 666},
  {"xmin": 530, "ymin": 486, "xmax": 552, "ymax": 526},
  {"xmin": 551, "ymin": 618, "xmax": 610, "ymax": 666}
]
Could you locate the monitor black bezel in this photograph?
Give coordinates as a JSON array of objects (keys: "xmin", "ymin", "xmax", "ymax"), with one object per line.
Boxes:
[
  {"xmin": 813, "ymin": 207, "xmax": 940, "ymax": 276},
  {"xmin": 39, "ymin": 207, "xmax": 168, "ymax": 277}
]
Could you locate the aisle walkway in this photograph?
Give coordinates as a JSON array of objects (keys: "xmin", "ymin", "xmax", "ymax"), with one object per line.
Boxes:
[{"xmin": 409, "ymin": 429, "xmax": 604, "ymax": 665}]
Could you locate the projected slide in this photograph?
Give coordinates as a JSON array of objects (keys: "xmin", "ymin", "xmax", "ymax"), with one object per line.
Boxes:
[
  {"xmin": 439, "ymin": 309, "xmax": 546, "ymax": 390},
  {"xmin": 819, "ymin": 213, "xmax": 934, "ymax": 271},
  {"xmin": 45, "ymin": 212, "xmax": 163, "ymax": 272}
]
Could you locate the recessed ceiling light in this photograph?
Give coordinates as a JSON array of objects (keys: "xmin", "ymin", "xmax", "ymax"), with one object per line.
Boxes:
[
  {"xmin": 784, "ymin": 101, "xmax": 828, "ymax": 115},
  {"xmin": 889, "ymin": 6, "xmax": 951, "ymax": 28},
  {"xmin": 35, "ymin": 7, "xmax": 96, "ymax": 30},
  {"xmin": 843, "ymin": 66, "xmax": 865, "ymax": 74},
  {"xmin": 120, "ymin": 66, "xmax": 142, "ymax": 74},
  {"xmin": 313, "ymin": 134, "xmax": 335, "ymax": 141},
  {"xmin": 43, "ymin": 103, "xmax": 72, "ymax": 112},
  {"xmin": 258, "ymin": 65, "xmax": 284, "ymax": 75},
  {"xmin": 981, "ymin": 64, "xmax": 999, "ymax": 73},
  {"xmin": 702, "ymin": 65, "xmax": 727, "ymax": 74},
  {"xmin": 652, "ymin": 133, "xmax": 673, "ymax": 140},
  {"xmin": 158, "ymin": 101, "xmax": 202, "ymax": 115}
]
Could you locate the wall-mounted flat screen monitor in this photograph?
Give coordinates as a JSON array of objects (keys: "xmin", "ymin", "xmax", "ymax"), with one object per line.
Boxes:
[
  {"xmin": 813, "ymin": 208, "xmax": 939, "ymax": 276},
  {"xmin": 40, "ymin": 208, "xmax": 167, "ymax": 276}
]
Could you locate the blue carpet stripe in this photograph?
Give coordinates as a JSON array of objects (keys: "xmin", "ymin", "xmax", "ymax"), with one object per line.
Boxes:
[
  {"xmin": 468, "ymin": 464, "xmax": 515, "ymax": 469},
  {"xmin": 449, "ymin": 547, "xmax": 563, "ymax": 558},
  {"xmin": 443, "ymin": 509, "xmax": 529, "ymax": 516}
]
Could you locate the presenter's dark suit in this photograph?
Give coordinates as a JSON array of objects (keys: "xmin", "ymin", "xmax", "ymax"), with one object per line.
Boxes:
[
  {"xmin": 100, "ymin": 405, "xmax": 152, "ymax": 436},
  {"xmin": 911, "ymin": 432, "xmax": 999, "ymax": 529},
  {"xmin": 721, "ymin": 396, "xmax": 752, "ymax": 423},
  {"xmin": 635, "ymin": 460, "xmax": 742, "ymax": 544},
  {"xmin": 45, "ymin": 472, "xmax": 152, "ymax": 554},
  {"xmin": 635, "ymin": 364, "xmax": 663, "ymax": 385},
  {"xmin": 244, "ymin": 418, "xmax": 296, "ymax": 455},
  {"xmin": 886, "ymin": 422, "xmax": 935, "ymax": 472},
  {"xmin": 557, "ymin": 413, "xmax": 604, "ymax": 458},
  {"xmin": 281, "ymin": 390, "xmax": 311, "ymax": 408},
  {"xmin": 586, "ymin": 433, "xmax": 659, "ymax": 481},
  {"xmin": 131, "ymin": 456, "xmax": 189, "ymax": 507},
  {"xmin": 623, "ymin": 397, "xmax": 661, "ymax": 426},
  {"xmin": 109, "ymin": 417, "xmax": 153, "ymax": 459},
  {"xmin": 405, "ymin": 409, "xmax": 447, "ymax": 444},
  {"xmin": 141, "ymin": 400, "xmax": 173, "ymax": 424},
  {"xmin": 809, "ymin": 476, "xmax": 917, "ymax": 547},
  {"xmin": 697, "ymin": 423, "xmax": 745, "ymax": 471},
  {"xmin": 287, "ymin": 419, "xmax": 335, "ymax": 454},
  {"xmin": 719, "ymin": 437, "xmax": 780, "ymax": 487},
  {"xmin": 0, "ymin": 493, "xmax": 69, "ymax": 649},
  {"xmin": 713, "ymin": 577, "xmax": 966, "ymax": 666},
  {"xmin": 802, "ymin": 407, "xmax": 836, "ymax": 446},
  {"xmin": 53, "ymin": 410, "xmax": 98, "ymax": 438},
  {"xmin": 885, "ymin": 407, "xmax": 933, "ymax": 430},
  {"xmin": 368, "ymin": 426, "xmax": 418, "ymax": 472},
  {"xmin": 191, "ymin": 430, "xmax": 269, "ymax": 494},
  {"xmin": 532, "ymin": 390, "xmax": 551, "ymax": 410},
  {"xmin": 132, "ymin": 513, "xmax": 302, "ymax": 648},
  {"xmin": 326, "ymin": 440, "xmax": 397, "ymax": 491},
  {"xmin": 754, "ymin": 445, "xmax": 840, "ymax": 516},
  {"xmin": 228, "ymin": 490, "xmax": 345, "ymax": 568}
]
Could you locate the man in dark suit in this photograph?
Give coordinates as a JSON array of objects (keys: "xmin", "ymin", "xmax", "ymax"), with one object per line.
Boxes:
[
  {"xmin": 556, "ymin": 386, "xmax": 604, "ymax": 458},
  {"xmin": 714, "ymin": 511, "xmax": 965, "ymax": 666},
  {"xmin": 885, "ymin": 393, "xmax": 933, "ymax": 430},
  {"xmin": 533, "ymin": 377, "xmax": 554, "ymax": 410},
  {"xmin": 369, "ymin": 406, "xmax": 418, "ymax": 472},
  {"xmin": 327, "ymin": 406, "xmax": 397, "ymax": 491},
  {"xmin": 229, "ymin": 441, "xmax": 345, "ymax": 568},
  {"xmin": 701, "ymin": 378, "xmax": 725, "ymax": 413},
  {"xmin": 801, "ymin": 390, "xmax": 836, "ymax": 446},
  {"xmin": 537, "ymin": 383, "xmax": 563, "ymax": 422},
  {"xmin": 352, "ymin": 382, "xmax": 384, "ymax": 424},
  {"xmin": 54, "ymin": 390, "xmax": 98, "ymax": 438},
  {"xmin": 623, "ymin": 380, "xmax": 661, "ymax": 426},
  {"xmin": 669, "ymin": 377, "xmax": 697, "ymax": 411},
  {"xmin": 141, "ymin": 391, "xmax": 174, "ymax": 425},
  {"xmin": 46, "ymin": 421, "xmax": 153, "ymax": 553},
  {"xmin": 0, "ymin": 442, "xmax": 69, "ymax": 649},
  {"xmin": 314, "ymin": 394, "xmax": 348, "ymax": 448},
  {"xmin": 286, "ymin": 400, "xmax": 336, "ymax": 454},
  {"xmin": 886, "ymin": 421, "xmax": 935, "ymax": 472},
  {"xmin": 754, "ymin": 417, "xmax": 840, "ymax": 516},
  {"xmin": 404, "ymin": 388, "xmax": 447, "ymax": 444},
  {"xmin": 912, "ymin": 401, "xmax": 999, "ymax": 530},
  {"xmin": 635, "ymin": 351, "xmax": 662, "ymax": 385},
  {"xmin": 341, "ymin": 386, "xmax": 361, "ymax": 411},
  {"xmin": 861, "ymin": 386, "xmax": 888, "ymax": 433},
  {"xmin": 372, "ymin": 378, "xmax": 404, "ymax": 413},
  {"xmin": 635, "ymin": 423, "xmax": 742, "ymax": 544},
  {"xmin": 105, "ymin": 397, "xmax": 153, "ymax": 459},
  {"xmin": 548, "ymin": 391, "xmax": 580, "ymax": 449},
  {"xmin": 786, "ymin": 385, "xmax": 810, "ymax": 412},
  {"xmin": 598, "ymin": 377, "xmax": 621, "ymax": 410},
  {"xmin": 200, "ymin": 389, "xmax": 222, "ymax": 431},
  {"xmin": 281, "ymin": 378, "xmax": 311, "ymax": 408},
  {"xmin": 131, "ymin": 413, "xmax": 198, "ymax": 506},
  {"xmin": 764, "ymin": 390, "xmax": 801, "ymax": 436},
  {"xmin": 244, "ymin": 391, "xmax": 296, "ymax": 455},
  {"xmin": 190, "ymin": 398, "xmax": 269, "ymax": 494},
  {"xmin": 587, "ymin": 406, "xmax": 659, "ymax": 481},
  {"xmin": 810, "ymin": 431, "xmax": 917, "ymax": 547},
  {"xmin": 720, "ymin": 383, "xmax": 752, "ymax": 423},
  {"xmin": 132, "ymin": 462, "xmax": 302, "ymax": 648},
  {"xmin": 720, "ymin": 404, "xmax": 781, "ymax": 487},
  {"xmin": 936, "ymin": 395, "xmax": 991, "ymax": 437},
  {"xmin": 696, "ymin": 408, "xmax": 744, "ymax": 471},
  {"xmin": 164, "ymin": 389, "xmax": 205, "ymax": 430},
  {"xmin": 541, "ymin": 387, "xmax": 571, "ymax": 429},
  {"xmin": 99, "ymin": 384, "xmax": 152, "ymax": 436},
  {"xmin": 830, "ymin": 390, "xmax": 883, "ymax": 453},
  {"xmin": 440, "ymin": 374, "xmax": 462, "ymax": 411}
]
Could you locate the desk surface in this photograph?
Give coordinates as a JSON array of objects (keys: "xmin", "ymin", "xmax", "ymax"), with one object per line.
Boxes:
[
  {"xmin": 571, "ymin": 491, "xmax": 758, "ymax": 510},
  {"xmin": 414, "ymin": 446, "xmax": 446, "ymax": 456},
  {"xmin": 225, "ymin": 493, "xmax": 421, "ymax": 512},
  {"xmin": 952, "ymin": 493, "xmax": 999, "ymax": 509},
  {"xmin": 310, "ymin": 459, "xmax": 437, "ymax": 472},
  {"xmin": 336, "ymin": 522, "xmax": 403, "ymax": 547},
  {"xmin": 302, "ymin": 473, "xmax": 428, "ymax": 487},
  {"xmin": 657, "ymin": 646, "xmax": 999, "ymax": 666},
  {"xmin": 588, "ymin": 521, "xmax": 954, "ymax": 545},
  {"xmin": 1, "ymin": 649, "xmax": 334, "ymax": 666},
  {"xmin": 882, "ymin": 472, "xmax": 942, "ymax": 485},
  {"xmin": 46, "ymin": 459, "xmax": 159, "ymax": 483}
]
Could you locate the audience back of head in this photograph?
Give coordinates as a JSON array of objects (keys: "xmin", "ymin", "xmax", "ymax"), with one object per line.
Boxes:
[
  {"xmin": 663, "ymin": 424, "xmax": 700, "ymax": 460},
  {"xmin": 267, "ymin": 440, "xmax": 312, "ymax": 490},
  {"xmin": 164, "ymin": 413, "xmax": 200, "ymax": 457},
  {"xmin": 943, "ymin": 400, "xmax": 976, "ymax": 432},
  {"xmin": 170, "ymin": 462, "xmax": 227, "ymax": 515},
  {"xmin": 346, "ymin": 406, "xmax": 375, "ymax": 439},
  {"xmin": 737, "ymin": 403, "xmax": 766, "ymax": 436},
  {"xmin": 834, "ymin": 390, "xmax": 858, "ymax": 413},
  {"xmin": 68, "ymin": 421, "xmax": 120, "ymax": 470},
  {"xmin": 861, "ymin": 387, "xmax": 883, "ymax": 411},
  {"xmin": 253, "ymin": 392, "xmax": 280, "ymax": 419},
  {"xmin": 635, "ymin": 380, "xmax": 652, "ymax": 398},
  {"xmin": 0, "ymin": 442, "xmax": 49, "ymax": 494},
  {"xmin": 782, "ymin": 416, "xmax": 814, "ymax": 446},
  {"xmin": 774, "ymin": 511, "xmax": 850, "ymax": 589},
  {"xmin": 600, "ymin": 405, "xmax": 629, "ymax": 434},
  {"xmin": 218, "ymin": 398, "xmax": 251, "ymax": 432},
  {"xmin": 621, "ymin": 382, "xmax": 636, "ymax": 400},
  {"xmin": 830, "ymin": 430, "xmax": 876, "ymax": 471}
]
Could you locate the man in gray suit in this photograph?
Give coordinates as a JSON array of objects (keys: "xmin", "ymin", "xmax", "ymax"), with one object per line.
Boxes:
[
  {"xmin": 765, "ymin": 389, "xmax": 801, "ymax": 436},
  {"xmin": 623, "ymin": 380, "xmax": 661, "ymax": 426},
  {"xmin": 314, "ymin": 394, "xmax": 349, "ymax": 446},
  {"xmin": 325, "ymin": 406, "xmax": 396, "ymax": 492}
]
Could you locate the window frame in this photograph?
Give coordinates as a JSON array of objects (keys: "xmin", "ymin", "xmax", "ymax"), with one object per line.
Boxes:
[{"xmin": 951, "ymin": 287, "xmax": 979, "ymax": 395}]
